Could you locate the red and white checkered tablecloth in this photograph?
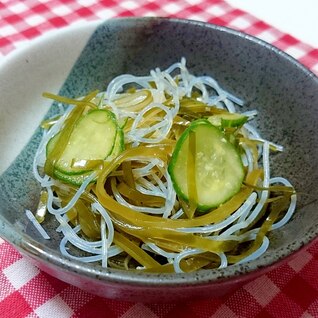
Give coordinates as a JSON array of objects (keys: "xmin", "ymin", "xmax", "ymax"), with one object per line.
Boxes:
[{"xmin": 1, "ymin": 1, "xmax": 318, "ymax": 317}]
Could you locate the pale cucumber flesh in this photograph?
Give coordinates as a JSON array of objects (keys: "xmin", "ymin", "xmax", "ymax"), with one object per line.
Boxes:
[
  {"xmin": 168, "ymin": 120, "xmax": 244, "ymax": 211},
  {"xmin": 47, "ymin": 109, "xmax": 118, "ymax": 175}
]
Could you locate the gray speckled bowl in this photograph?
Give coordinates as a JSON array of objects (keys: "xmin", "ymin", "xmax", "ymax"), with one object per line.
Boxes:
[{"xmin": 0, "ymin": 17, "xmax": 318, "ymax": 302}]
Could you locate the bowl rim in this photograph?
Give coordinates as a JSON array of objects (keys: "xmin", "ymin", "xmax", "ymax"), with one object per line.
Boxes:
[{"xmin": 1, "ymin": 16, "xmax": 318, "ymax": 287}]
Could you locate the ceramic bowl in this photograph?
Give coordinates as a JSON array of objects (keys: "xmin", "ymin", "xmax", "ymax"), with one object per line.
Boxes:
[{"xmin": 0, "ymin": 17, "xmax": 318, "ymax": 302}]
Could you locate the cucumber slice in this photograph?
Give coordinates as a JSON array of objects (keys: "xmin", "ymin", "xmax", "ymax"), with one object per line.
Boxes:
[
  {"xmin": 168, "ymin": 119, "xmax": 244, "ymax": 211},
  {"xmin": 52, "ymin": 128, "xmax": 124, "ymax": 186},
  {"xmin": 208, "ymin": 113, "xmax": 247, "ymax": 128},
  {"xmin": 107, "ymin": 127, "xmax": 125, "ymax": 161},
  {"xmin": 47, "ymin": 109, "xmax": 118, "ymax": 175},
  {"xmin": 53, "ymin": 170, "xmax": 96, "ymax": 187}
]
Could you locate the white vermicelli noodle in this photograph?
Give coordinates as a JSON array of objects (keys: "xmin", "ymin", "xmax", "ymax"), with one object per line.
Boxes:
[
  {"xmin": 25, "ymin": 209, "xmax": 50, "ymax": 240},
  {"xmin": 237, "ymin": 236, "xmax": 270, "ymax": 265},
  {"xmin": 270, "ymin": 177, "xmax": 297, "ymax": 230},
  {"xmin": 45, "ymin": 172, "xmax": 97, "ymax": 215},
  {"xmin": 30, "ymin": 58, "xmax": 296, "ymax": 272},
  {"xmin": 179, "ymin": 192, "xmax": 257, "ymax": 234},
  {"xmin": 173, "ymin": 249, "xmax": 204, "ymax": 273}
]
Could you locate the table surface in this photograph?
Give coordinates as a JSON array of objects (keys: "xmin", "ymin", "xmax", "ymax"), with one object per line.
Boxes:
[
  {"xmin": 1, "ymin": 1, "xmax": 318, "ymax": 318},
  {"xmin": 227, "ymin": 0, "xmax": 318, "ymax": 47}
]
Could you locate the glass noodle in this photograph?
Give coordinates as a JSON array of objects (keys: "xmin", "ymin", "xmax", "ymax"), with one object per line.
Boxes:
[{"xmin": 31, "ymin": 58, "xmax": 296, "ymax": 273}]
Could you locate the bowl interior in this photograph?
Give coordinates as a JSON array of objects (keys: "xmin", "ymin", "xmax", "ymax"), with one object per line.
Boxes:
[{"xmin": 0, "ymin": 17, "xmax": 318, "ymax": 292}]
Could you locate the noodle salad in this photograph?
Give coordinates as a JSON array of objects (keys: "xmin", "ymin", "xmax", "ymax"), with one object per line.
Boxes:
[{"xmin": 30, "ymin": 58, "xmax": 296, "ymax": 273}]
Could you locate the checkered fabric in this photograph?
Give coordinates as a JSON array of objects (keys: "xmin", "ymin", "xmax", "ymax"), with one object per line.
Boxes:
[{"xmin": 0, "ymin": 1, "xmax": 318, "ymax": 317}]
